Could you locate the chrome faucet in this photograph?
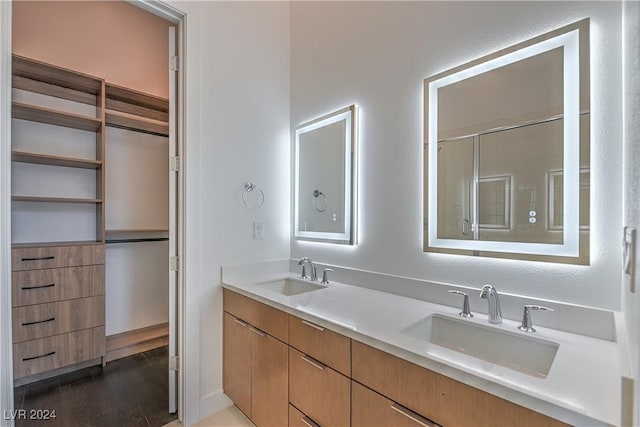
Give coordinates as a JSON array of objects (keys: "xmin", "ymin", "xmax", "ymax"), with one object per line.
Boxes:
[
  {"xmin": 297, "ymin": 257, "xmax": 318, "ymax": 281},
  {"xmin": 479, "ymin": 284, "xmax": 502, "ymax": 324}
]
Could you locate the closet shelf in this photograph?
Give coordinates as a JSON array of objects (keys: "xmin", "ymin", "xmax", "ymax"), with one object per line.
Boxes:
[
  {"xmin": 12, "ymin": 151, "xmax": 102, "ymax": 170},
  {"xmin": 12, "ymin": 102, "xmax": 102, "ymax": 132},
  {"xmin": 105, "ymin": 83, "xmax": 169, "ymax": 112},
  {"xmin": 12, "ymin": 195, "xmax": 103, "ymax": 204},
  {"xmin": 13, "ymin": 54, "xmax": 103, "ymax": 95},
  {"xmin": 106, "ymin": 229, "xmax": 169, "ymax": 233},
  {"xmin": 105, "ymin": 110, "xmax": 169, "ymax": 136},
  {"xmin": 12, "ymin": 240, "xmax": 104, "ymax": 249}
]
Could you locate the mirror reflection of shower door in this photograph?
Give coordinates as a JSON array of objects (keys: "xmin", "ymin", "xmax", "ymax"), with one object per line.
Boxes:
[{"xmin": 437, "ymin": 137, "xmax": 474, "ymax": 240}]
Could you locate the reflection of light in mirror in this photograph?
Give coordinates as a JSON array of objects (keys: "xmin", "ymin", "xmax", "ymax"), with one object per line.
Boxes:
[{"xmin": 428, "ymin": 29, "xmax": 581, "ymax": 257}]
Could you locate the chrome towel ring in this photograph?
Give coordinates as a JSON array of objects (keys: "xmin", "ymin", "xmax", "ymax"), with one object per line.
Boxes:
[
  {"xmin": 312, "ymin": 189, "xmax": 328, "ymax": 212},
  {"xmin": 242, "ymin": 182, "xmax": 264, "ymax": 209}
]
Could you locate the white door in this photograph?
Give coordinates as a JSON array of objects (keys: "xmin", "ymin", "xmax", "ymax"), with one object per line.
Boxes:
[{"xmin": 168, "ymin": 25, "xmax": 179, "ymax": 415}]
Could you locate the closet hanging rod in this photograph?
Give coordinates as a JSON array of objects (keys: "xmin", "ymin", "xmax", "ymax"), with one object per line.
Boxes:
[{"xmin": 105, "ymin": 237, "xmax": 169, "ymax": 244}]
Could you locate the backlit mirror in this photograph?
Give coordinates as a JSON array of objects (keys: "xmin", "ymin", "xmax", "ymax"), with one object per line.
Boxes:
[
  {"xmin": 294, "ymin": 105, "xmax": 357, "ymax": 244},
  {"xmin": 424, "ymin": 19, "xmax": 589, "ymax": 263}
]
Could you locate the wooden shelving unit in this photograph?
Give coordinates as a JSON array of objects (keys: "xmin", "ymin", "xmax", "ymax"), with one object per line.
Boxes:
[
  {"xmin": 12, "ymin": 150, "xmax": 102, "ymax": 169},
  {"xmin": 11, "ymin": 240, "xmax": 104, "ymax": 249},
  {"xmin": 105, "ymin": 83, "xmax": 169, "ymax": 137},
  {"xmin": 11, "ymin": 54, "xmax": 106, "ymax": 246}
]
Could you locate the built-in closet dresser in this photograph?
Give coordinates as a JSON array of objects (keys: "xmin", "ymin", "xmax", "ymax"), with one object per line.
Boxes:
[{"xmin": 10, "ymin": 55, "xmax": 107, "ymax": 382}]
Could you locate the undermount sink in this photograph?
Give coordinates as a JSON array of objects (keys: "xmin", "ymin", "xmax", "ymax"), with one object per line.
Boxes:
[
  {"xmin": 402, "ymin": 314, "xmax": 559, "ymax": 378},
  {"xmin": 255, "ymin": 278, "xmax": 327, "ymax": 296}
]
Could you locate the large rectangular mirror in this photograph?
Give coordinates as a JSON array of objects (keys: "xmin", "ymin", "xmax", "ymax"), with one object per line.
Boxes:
[
  {"xmin": 294, "ymin": 105, "xmax": 357, "ymax": 244},
  {"xmin": 424, "ymin": 19, "xmax": 589, "ymax": 263}
]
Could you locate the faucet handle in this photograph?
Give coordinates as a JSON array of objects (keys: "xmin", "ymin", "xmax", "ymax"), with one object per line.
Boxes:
[
  {"xmin": 300, "ymin": 264, "xmax": 309, "ymax": 279},
  {"xmin": 321, "ymin": 268, "xmax": 333, "ymax": 284},
  {"xmin": 448, "ymin": 290, "xmax": 473, "ymax": 318},
  {"xmin": 518, "ymin": 305, "xmax": 553, "ymax": 333}
]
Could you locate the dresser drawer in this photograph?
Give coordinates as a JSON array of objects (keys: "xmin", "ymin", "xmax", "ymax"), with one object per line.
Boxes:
[
  {"xmin": 13, "ymin": 326, "xmax": 105, "ymax": 378},
  {"xmin": 289, "ymin": 315, "xmax": 351, "ymax": 376},
  {"xmin": 12, "ymin": 244, "xmax": 105, "ymax": 271},
  {"xmin": 223, "ymin": 289, "xmax": 288, "ymax": 343},
  {"xmin": 13, "ymin": 296, "xmax": 105, "ymax": 343},
  {"xmin": 352, "ymin": 380, "xmax": 440, "ymax": 427},
  {"xmin": 289, "ymin": 347, "xmax": 350, "ymax": 427},
  {"xmin": 351, "ymin": 340, "xmax": 567, "ymax": 427},
  {"xmin": 12, "ymin": 265, "xmax": 105, "ymax": 307}
]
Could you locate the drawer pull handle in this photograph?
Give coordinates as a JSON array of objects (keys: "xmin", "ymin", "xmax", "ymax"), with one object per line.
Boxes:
[
  {"xmin": 302, "ymin": 320, "xmax": 325, "ymax": 332},
  {"xmin": 233, "ymin": 318, "xmax": 248, "ymax": 327},
  {"xmin": 301, "ymin": 416, "xmax": 320, "ymax": 427},
  {"xmin": 22, "ymin": 317, "xmax": 55, "ymax": 326},
  {"xmin": 23, "ymin": 351, "xmax": 55, "ymax": 362},
  {"xmin": 301, "ymin": 355, "xmax": 325, "ymax": 370},
  {"xmin": 390, "ymin": 403, "xmax": 439, "ymax": 427},
  {"xmin": 249, "ymin": 327, "xmax": 266, "ymax": 337},
  {"xmin": 21, "ymin": 256, "xmax": 55, "ymax": 262},
  {"xmin": 21, "ymin": 283, "xmax": 55, "ymax": 291}
]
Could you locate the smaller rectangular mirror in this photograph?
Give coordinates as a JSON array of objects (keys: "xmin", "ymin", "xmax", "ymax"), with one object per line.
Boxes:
[{"xmin": 294, "ymin": 105, "xmax": 357, "ymax": 244}]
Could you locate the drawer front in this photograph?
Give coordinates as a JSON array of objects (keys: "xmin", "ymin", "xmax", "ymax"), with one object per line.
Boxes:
[
  {"xmin": 12, "ymin": 265, "xmax": 105, "ymax": 307},
  {"xmin": 12, "ymin": 244, "xmax": 105, "ymax": 271},
  {"xmin": 289, "ymin": 347, "xmax": 350, "ymax": 427},
  {"xmin": 13, "ymin": 326, "xmax": 105, "ymax": 378},
  {"xmin": 223, "ymin": 289, "xmax": 288, "ymax": 343},
  {"xmin": 352, "ymin": 380, "xmax": 440, "ymax": 427},
  {"xmin": 13, "ymin": 296, "xmax": 105, "ymax": 343},
  {"xmin": 289, "ymin": 404, "xmax": 321, "ymax": 427},
  {"xmin": 289, "ymin": 315, "xmax": 351, "ymax": 376},
  {"xmin": 352, "ymin": 340, "xmax": 567, "ymax": 427}
]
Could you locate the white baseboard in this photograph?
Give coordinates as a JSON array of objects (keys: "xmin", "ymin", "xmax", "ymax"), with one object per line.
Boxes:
[{"xmin": 199, "ymin": 390, "xmax": 233, "ymax": 422}]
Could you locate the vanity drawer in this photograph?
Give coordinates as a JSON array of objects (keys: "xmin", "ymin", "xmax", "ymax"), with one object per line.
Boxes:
[
  {"xmin": 352, "ymin": 380, "xmax": 441, "ymax": 427},
  {"xmin": 12, "ymin": 296, "xmax": 105, "ymax": 343},
  {"xmin": 12, "ymin": 244, "xmax": 105, "ymax": 271},
  {"xmin": 351, "ymin": 340, "xmax": 567, "ymax": 427},
  {"xmin": 289, "ymin": 347, "xmax": 350, "ymax": 427},
  {"xmin": 223, "ymin": 289, "xmax": 288, "ymax": 343},
  {"xmin": 12, "ymin": 265, "xmax": 105, "ymax": 307},
  {"xmin": 289, "ymin": 315, "xmax": 351, "ymax": 376},
  {"xmin": 289, "ymin": 404, "xmax": 321, "ymax": 427},
  {"xmin": 13, "ymin": 326, "xmax": 105, "ymax": 379}
]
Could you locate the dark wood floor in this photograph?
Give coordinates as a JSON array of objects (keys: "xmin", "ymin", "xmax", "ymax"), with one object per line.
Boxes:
[{"xmin": 13, "ymin": 346, "xmax": 177, "ymax": 427}]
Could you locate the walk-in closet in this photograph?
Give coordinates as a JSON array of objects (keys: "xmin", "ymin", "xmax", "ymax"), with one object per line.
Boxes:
[{"xmin": 10, "ymin": 2, "xmax": 178, "ymax": 424}]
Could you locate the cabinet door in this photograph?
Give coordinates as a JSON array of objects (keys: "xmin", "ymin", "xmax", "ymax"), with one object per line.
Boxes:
[
  {"xmin": 289, "ymin": 347, "xmax": 350, "ymax": 427},
  {"xmin": 352, "ymin": 380, "xmax": 440, "ymax": 427},
  {"xmin": 250, "ymin": 327, "xmax": 288, "ymax": 427},
  {"xmin": 223, "ymin": 312, "xmax": 252, "ymax": 418}
]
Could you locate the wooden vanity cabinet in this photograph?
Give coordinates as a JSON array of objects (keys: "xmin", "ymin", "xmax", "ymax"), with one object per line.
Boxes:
[
  {"xmin": 351, "ymin": 340, "xmax": 567, "ymax": 427},
  {"xmin": 223, "ymin": 290, "xmax": 288, "ymax": 426},
  {"xmin": 223, "ymin": 289, "xmax": 568, "ymax": 427}
]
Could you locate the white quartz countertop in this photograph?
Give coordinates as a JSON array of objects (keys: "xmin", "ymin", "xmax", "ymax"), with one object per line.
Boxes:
[{"xmin": 222, "ymin": 269, "xmax": 628, "ymax": 426}]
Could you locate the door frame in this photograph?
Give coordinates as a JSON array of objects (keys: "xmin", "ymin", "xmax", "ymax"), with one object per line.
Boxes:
[
  {"xmin": 0, "ymin": 1, "xmax": 14, "ymax": 425},
  {"xmin": 0, "ymin": 1, "xmax": 189, "ymax": 425}
]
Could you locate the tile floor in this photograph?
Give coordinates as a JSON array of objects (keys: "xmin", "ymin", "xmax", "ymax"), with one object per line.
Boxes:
[
  {"xmin": 162, "ymin": 406, "xmax": 253, "ymax": 427},
  {"xmin": 13, "ymin": 346, "xmax": 177, "ymax": 427}
]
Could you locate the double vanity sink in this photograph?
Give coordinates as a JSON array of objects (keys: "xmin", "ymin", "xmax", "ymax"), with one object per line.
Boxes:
[
  {"xmin": 257, "ymin": 276, "xmax": 558, "ymax": 379},
  {"xmin": 226, "ymin": 266, "xmax": 626, "ymax": 426}
]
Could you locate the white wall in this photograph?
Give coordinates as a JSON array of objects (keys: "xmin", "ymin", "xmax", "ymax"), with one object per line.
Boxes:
[
  {"xmin": 166, "ymin": 2, "xmax": 291, "ymax": 424},
  {"xmin": 290, "ymin": 1, "xmax": 623, "ymax": 310},
  {"xmin": 622, "ymin": 0, "xmax": 640, "ymax": 423}
]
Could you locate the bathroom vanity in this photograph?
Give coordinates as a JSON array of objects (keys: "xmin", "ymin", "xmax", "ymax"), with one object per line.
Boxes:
[{"xmin": 221, "ymin": 263, "xmax": 627, "ymax": 427}]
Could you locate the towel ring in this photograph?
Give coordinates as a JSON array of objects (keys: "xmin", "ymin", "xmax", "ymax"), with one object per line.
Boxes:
[
  {"xmin": 312, "ymin": 190, "xmax": 328, "ymax": 212},
  {"xmin": 242, "ymin": 182, "xmax": 264, "ymax": 209}
]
